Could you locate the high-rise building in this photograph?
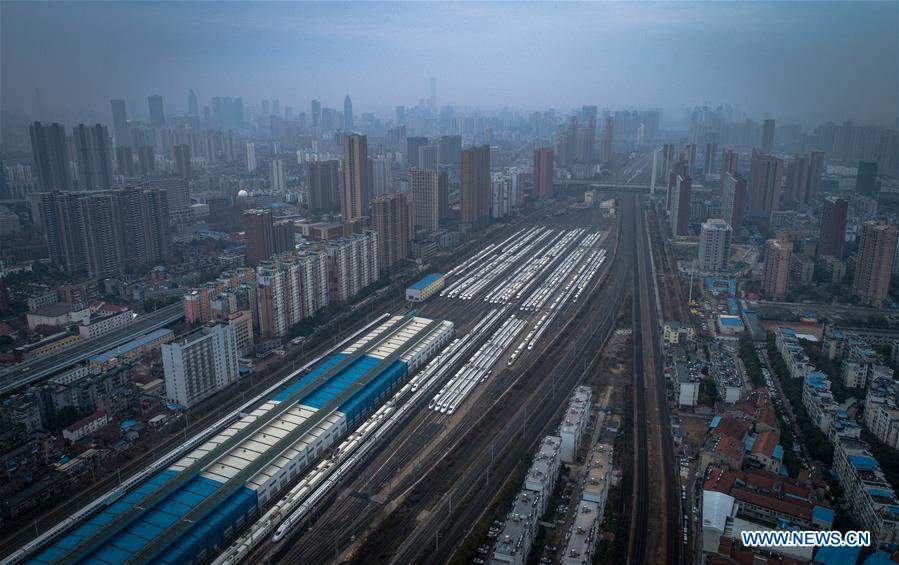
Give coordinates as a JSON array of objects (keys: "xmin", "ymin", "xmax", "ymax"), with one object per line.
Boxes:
[
  {"xmin": 148, "ymin": 95, "xmax": 165, "ymax": 127},
  {"xmin": 137, "ymin": 145, "xmax": 155, "ymax": 176},
  {"xmin": 853, "ymin": 220, "xmax": 897, "ymax": 307},
  {"xmin": 308, "ymin": 160, "xmax": 340, "ymax": 212},
  {"xmin": 30, "ymin": 122, "xmax": 72, "ymax": 191},
  {"xmin": 807, "ymin": 150, "xmax": 825, "ymax": 203},
  {"xmin": 419, "ymin": 144, "xmax": 439, "ymax": 172},
  {"xmin": 246, "ymin": 142, "xmax": 257, "ymax": 172},
  {"xmin": 438, "ymin": 135, "xmax": 462, "ymax": 165},
  {"xmin": 110, "ymin": 99, "xmax": 130, "ymax": 148},
  {"xmin": 406, "ymin": 136, "xmax": 428, "ymax": 169},
  {"xmin": 270, "ymin": 159, "xmax": 286, "ymax": 192},
  {"xmin": 187, "ymin": 89, "xmax": 199, "ymax": 115},
  {"xmin": 272, "ymin": 220, "xmax": 294, "ymax": 254},
  {"xmin": 670, "ymin": 175, "xmax": 692, "ymax": 237},
  {"xmin": 762, "ymin": 239, "xmax": 791, "ymax": 300},
  {"xmin": 683, "ymin": 143, "xmax": 697, "ymax": 174},
  {"xmin": 371, "ymin": 156, "xmax": 394, "ymax": 197},
  {"xmin": 244, "ymin": 209, "xmax": 274, "ymax": 266},
  {"xmin": 749, "ymin": 150, "xmax": 784, "ymax": 213},
  {"xmin": 720, "ymin": 172, "xmax": 748, "ymax": 234},
  {"xmin": 721, "ymin": 147, "xmax": 739, "ymax": 176},
  {"xmin": 343, "ymin": 95, "xmax": 353, "ymax": 130},
  {"xmin": 395, "ymin": 105, "xmax": 406, "ymax": 125},
  {"xmin": 162, "ymin": 322, "xmax": 238, "ymax": 408},
  {"xmin": 327, "ymin": 230, "xmax": 379, "ymax": 302},
  {"xmin": 786, "ymin": 153, "xmax": 810, "ymax": 205},
  {"xmin": 698, "ymin": 219, "xmax": 732, "ymax": 273},
  {"xmin": 116, "ymin": 186, "xmax": 170, "ymax": 268},
  {"xmin": 341, "ymin": 133, "xmax": 372, "ymax": 220},
  {"xmin": 410, "ymin": 168, "xmax": 440, "ymax": 231},
  {"xmin": 534, "ymin": 147, "xmax": 554, "ymax": 198},
  {"xmin": 599, "ymin": 117, "xmax": 614, "ymax": 162},
  {"xmin": 429, "ymin": 76, "xmax": 437, "ymax": 109},
  {"xmin": 461, "ymin": 146, "xmax": 491, "ymax": 226},
  {"xmin": 703, "ymin": 142, "xmax": 717, "ymax": 176},
  {"xmin": 820, "ymin": 196, "xmax": 847, "ymax": 259},
  {"xmin": 856, "ymin": 161, "xmax": 879, "ymax": 197},
  {"xmin": 371, "ymin": 193, "xmax": 411, "ymax": 271},
  {"xmin": 491, "ymin": 172, "xmax": 517, "ymax": 219},
  {"xmin": 666, "ymin": 160, "xmax": 689, "ymax": 212},
  {"xmin": 387, "ymin": 126, "xmax": 406, "ymax": 152},
  {"xmin": 761, "ymin": 119, "xmax": 775, "ymax": 153},
  {"xmin": 37, "ymin": 188, "xmax": 169, "ymax": 280},
  {"xmin": 144, "ymin": 178, "xmax": 188, "ymax": 223},
  {"xmin": 576, "ymin": 118, "xmax": 596, "ymax": 162},
  {"xmin": 311, "ymin": 99, "xmax": 322, "ymax": 133},
  {"xmin": 174, "ymin": 144, "xmax": 192, "ymax": 179},
  {"xmin": 115, "ymin": 146, "xmax": 134, "ymax": 177},
  {"xmin": 73, "ymin": 124, "xmax": 114, "ymax": 190}
]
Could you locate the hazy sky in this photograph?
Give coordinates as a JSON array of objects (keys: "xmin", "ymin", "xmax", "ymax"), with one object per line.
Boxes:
[{"xmin": 2, "ymin": 1, "xmax": 897, "ymax": 125}]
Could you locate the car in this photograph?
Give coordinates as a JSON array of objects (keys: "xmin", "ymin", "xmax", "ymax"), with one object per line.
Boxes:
[{"xmin": 473, "ymin": 558, "xmax": 486, "ymax": 564}]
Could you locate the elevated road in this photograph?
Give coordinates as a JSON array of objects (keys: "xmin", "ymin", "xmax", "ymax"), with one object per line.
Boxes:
[{"xmin": 0, "ymin": 303, "xmax": 184, "ymax": 396}]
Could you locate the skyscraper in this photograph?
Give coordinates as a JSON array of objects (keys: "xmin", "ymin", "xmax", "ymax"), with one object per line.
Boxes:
[
  {"xmin": 683, "ymin": 143, "xmax": 696, "ymax": 174},
  {"xmin": 856, "ymin": 161, "xmax": 879, "ymax": 197},
  {"xmin": 786, "ymin": 153, "xmax": 810, "ymax": 205},
  {"xmin": 187, "ymin": 89, "xmax": 199, "ymax": 115},
  {"xmin": 244, "ymin": 209, "xmax": 274, "ymax": 266},
  {"xmin": 807, "ymin": 150, "xmax": 825, "ymax": 203},
  {"xmin": 72, "ymin": 124, "xmax": 113, "ymax": 190},
  {"xmin": 461, "ymin": 146, "xmax": 491, "ymax": 226},
  {"xmin": 419, "ymin": 144, "xmax": 440, "ymax": 172},
  {"xmin": 308, "ymin": 160, "xmax": 340, "ymax": 212},
  {"xmin": 721, "ymin": 147, "xmax": 739, "ymax": 176},
  {"xmin": 429, "ymin": 76, "xmax": 437, "ymax": 109},
  {"xmin": 410, "ymin": 168, "xmax": 440, "ymax": 231},
  {"xmin": 534, "ymin": 147, "xmax": 554, "ymax": 198},
  {"xmin": 270, "ymin": 159, "xmax": 286, "ymax": 192},
  {"xmin": 670, "ymin": 175, "xmax": 692, "ymax": 237},
  {"xmin": 853, "ymin": 220, "xmax": 897, "ymax": 307},
  {"xmin": 341, "ymin": 133, "xmax": 372, "ymax": 220},
  {"xmin": 137, "ymin": 145, "xmax": 156, "ymax": 176},
  {"xmin": 311, "ymin": 99, "xmax": 322, "ymax": 133},
  {"xmin": 720, "ymin": 172, "xmax": 747, "ymax": 234},
  {"xmin": 115, "ymin": 146, "xmax": 135, "ymax": 177},
  {"xmin": 703, "ymin": 142, "xmax": 717, "ymax": 176},
  {"xmin": 116, "ymin": 186, "xmax": 170, "ymax": 268},
  {"xmin": 174, "ymin": 144, "xmax": 192, "ymax": 179},
  {"xmin": 438, "ymin": 135, "xmax": 462, "ymax": 165},
  {"xmin": 698, "ymin": 219, "xmax": 732, "ymax": 273},
  {"xmin": 148, "ymin": 95, "xmax": 165, "ymax": 127},
  {"xmin": 30, "ymin": 122, "xmax": 72, "ymax": 191},
  {"xmin": 406, "ymin": 136, "xmax": 428, "ymax": 169},
  {"xmin": 246, "ymin": 142, "xmax": 257, "ymax": 172},
  {"xmin": 761, "ymin": 119, "xmax": 775, "ymax": 153},
  {"xmin": 110, "ymin": 99, "xmax": 130, "ymax": 148},
  {"xmin": 371, "ymin": 192, "xmax": 411, "ymax": 271},
  {"xmin": 599, "ymin": 117, "xmax": 614, "ymax": 162},
  {"xmin": 762, "ymin": 238, "xmax": 791, "ymax": 300},
  {"xmin": 343, "ymin": 95, "xmax": 353, "ymax": 130},
  {"xmin": 748, "ymin": 150, "xmax": 783, "ymax": 213},
  {"xmin": 820, "ymin": 196, "xmax": 847, "ymax": 259}
]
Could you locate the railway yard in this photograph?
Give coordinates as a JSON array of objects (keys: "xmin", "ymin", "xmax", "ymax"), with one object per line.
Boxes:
[{"xmin": 5, "ymin": 191, "xmax": 687, "ymax": 565}]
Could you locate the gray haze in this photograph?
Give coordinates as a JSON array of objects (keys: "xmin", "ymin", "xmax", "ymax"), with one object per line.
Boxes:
[{"xmin": 2, "ymin": 1, "xmax": 897, "ymax": 125}]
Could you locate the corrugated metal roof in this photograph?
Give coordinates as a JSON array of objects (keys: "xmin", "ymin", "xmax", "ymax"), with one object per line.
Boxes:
[
  {"xmin": 88, "ymin": 328, "xmax": 173, "ymax": 363},
  {"xmin": 408, "ymin": 273, "xmax": 444, "ymax": 291}
]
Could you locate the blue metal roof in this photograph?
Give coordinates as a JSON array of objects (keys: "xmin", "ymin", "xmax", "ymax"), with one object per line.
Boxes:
[
  {"xmin": 773, "ymin": 444, "xmax": 784, "ymax": 460},
  {"xmin": 35, "ymin": 334, "xmax": 422, "ymax": 565},
  {"xmin": 89, "ymin": 329, "xmax": 173, "ymax": 364},
  {"xmin": 849, "ymin": 454, "xmax": 878, "ymax": 471},
  {"xmin": 409, "ymin": 273, "xmax": 444, "ymax": 291},
  {"xmin": 710, "ymin": 415, "xmax": 721, "ymax": 428},
  {"xmin": 813, "ymin": 505, "xmax": 835, "ymax": 522}
]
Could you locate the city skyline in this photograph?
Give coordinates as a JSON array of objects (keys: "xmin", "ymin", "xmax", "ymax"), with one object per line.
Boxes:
[{"xmin": 2, "ymin": 1, "xmax": 897, "ymax": 126}]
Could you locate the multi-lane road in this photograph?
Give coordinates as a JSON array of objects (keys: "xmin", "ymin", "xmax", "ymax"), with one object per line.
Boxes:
[{"xmin": 0, "ymin": 302, "xmax": 184, "ymax": 396}]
